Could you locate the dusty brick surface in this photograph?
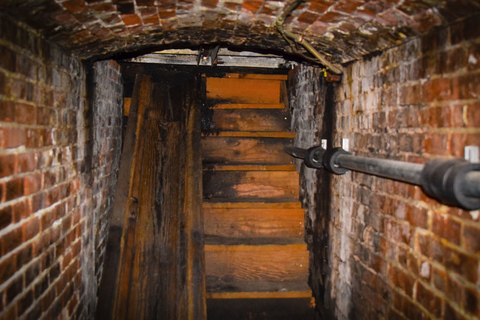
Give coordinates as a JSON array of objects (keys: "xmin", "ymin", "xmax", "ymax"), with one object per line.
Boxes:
[
  {"xmin": 0, "ymin": 0, "xmax": 479, "ymax": 62},
  {"xmin": 291, "ymin": 14, "xmax": 480, "ymax": 320},
  {"xmin": 0, "ymin": 14, "xmax": 123, "ymax": 319}
]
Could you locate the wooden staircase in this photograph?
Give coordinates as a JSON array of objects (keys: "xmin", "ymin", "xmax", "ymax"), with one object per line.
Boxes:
[{"xmin": 202, "ymin": 73, "xmax": 314, "ymax": 319}]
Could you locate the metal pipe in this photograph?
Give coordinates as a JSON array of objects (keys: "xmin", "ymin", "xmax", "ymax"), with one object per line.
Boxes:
[
  {"xmin": 463, "ymin": 171, "xmax": 480, "ymax": 198},
  {"xmin": 285, "ymin": 145, "xmax": 480, "ymax": 210},
  {"xmin": 335, "ymin": 154, "xmax": 424, "ymax": 185}
]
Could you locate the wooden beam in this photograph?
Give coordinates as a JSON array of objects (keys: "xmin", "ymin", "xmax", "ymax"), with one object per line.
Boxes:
[
  {"xmin": 211, "ymin": 103, "xmax": 285, "ymax": 109},
  {"xmin": 206, "ymin": 290, "xmax": 312, "ymax": 299},
  {"xmin": 206, "ymin": 78, "xmax": 281, "ymax": 104},
  {"xmin": 96, "ymin": 74, "xmax": 152, "ymax": 319}
]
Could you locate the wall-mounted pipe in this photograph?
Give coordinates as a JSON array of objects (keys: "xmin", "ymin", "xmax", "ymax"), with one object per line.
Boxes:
[
  {"xmin": 285, "ymin": 146, "xmax": 480, "ymax": 210},
  {"xmin": 275, "ymin": 0, "xmax": 343, "ymax": 74}
]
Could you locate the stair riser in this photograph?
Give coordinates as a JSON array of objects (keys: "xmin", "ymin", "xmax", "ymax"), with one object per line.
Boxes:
[
  {"xmin": 205, "ymin": 245, "xmax": 309, "ymax": 293},
  {"xmin": 210, "ymin": 109, "xmax": 291, "ymax": 132},
  {"xmin": 207, "ymin": 78, "xmax": 281, "ymax": 104}
]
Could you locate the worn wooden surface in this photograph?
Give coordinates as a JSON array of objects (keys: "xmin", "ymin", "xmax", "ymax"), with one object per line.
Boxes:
[
  {"xmin": 98, "ymin": 77, "xmax": 205, "ymax": 320},
  {"xmin": 202, "ymin": 137, "xmax": 294, "ymax": 165},
  {"xmin": 211, "ymin": 109, "xmax": 290, "ymax": 132},
  {"xmin": 203, "ymin": 171, "xmax": 299, "ymax": 199},
  {"xmin": 206, "ymin": 78, "xmax": 281, "ymax": 104},
  {"xmin": 203, "ymin": 201, "xmax": 302, "ymax": 209},
  {"xmin": 211, "ymin": 103, "xmax": 285, "ymax": 109},
  {"xmin": 206, "ymin": 298, "xmax": 314, "ymax": 320},
  {"xmin": 96, "ymin": 74, "xmax": 152, "ymax": 319},
  {"xmin": 204, "ymin": 208, "xmax": 304, "ymax": 239},
  {"xmin": 205, "ymin": 244, "xmax": 309, "ymax": 292},
  {"xmin": 204, "ymin": 164, "xmax": 296, "ymax": 171},
  {"xmin": 204, "ymin": 73, "xmax": 288, "ymax": 80}
]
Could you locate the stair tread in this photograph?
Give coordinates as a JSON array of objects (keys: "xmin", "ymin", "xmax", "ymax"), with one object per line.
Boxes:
[
  {"xmin": 203, "ymin": 164, "xmax": 296, "ymax": 171},
  {"xmin": 206, "ymin": 290, "xmax": 312, "ymax": 299},
  {"xmin": 205, "ymin": 236, "xmax": 305, "ymax": 246},
  {"xmin": 211, "ymin": 103, "xmax": 285, "ymax": 109},
  {"xmin": 203, "ymin": 131, "xmax": 295, "ymax": 138},
  {"xmin": 203, "ymin": 199, "xmax": 302, "ymax": 208},
  {"xmin": 206, "ymin": 73, "xmax": 288, "ymax": 80}
]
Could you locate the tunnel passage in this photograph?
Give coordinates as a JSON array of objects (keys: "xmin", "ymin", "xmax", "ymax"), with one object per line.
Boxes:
[{"xmin": 0, "ymin": 1, "xmax": 480, "ymax": 319}]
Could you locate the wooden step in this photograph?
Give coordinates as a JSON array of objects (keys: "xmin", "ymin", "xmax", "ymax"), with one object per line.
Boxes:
[
  {"xmin": 202, "ymin": 137, "xmax": 294, "ymax": 165},
  {"xmin": 203, "ymin": 131, "xmax": 295, "ymax": 138},
  {"xmin": 203, "ymin": 164, "xmax": 296, "ymax": 171},
  {"xmin": 205, "ymin": 244, "xmax": 309, "ymax": 293},
  {"xmin": 204, "ymin": 208, "xmax": 304, "ymax": 240},
  {"xmin": 209, "ymin": 109, "xmax": 290, "ymax": 132},
  {"xmin": 207, "ymin": 298, "xmax": 314, "ymax": 320},
  {"xmin": 203, "ymin": 201, "xmax": 302, "ymax": 209},
  {"xmin": 211, "ymin": 103, "xmax": 285, "ymax": 109},
  {"xmin": 206, "ymin": 291, "xmax": 312, "ymax": 299},
  {"xmin": 203, "ymin": 171, "xmax": 299, "ymax": 199},
  {"xmin": 206, "ymin": 77, "xmax": 281, "ymax": 104},
  {"xmin": 205, "ymin": 73, "xmax": 288, "ymax": 80}
]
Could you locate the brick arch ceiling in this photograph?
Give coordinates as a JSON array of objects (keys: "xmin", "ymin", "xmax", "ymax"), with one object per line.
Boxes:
[{"xmin": 1, "ymin": 0, "xmax": 479, "ymax": 62}]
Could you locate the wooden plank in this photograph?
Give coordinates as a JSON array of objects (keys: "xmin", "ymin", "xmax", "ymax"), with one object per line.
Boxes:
[
  {"xmin": 124, "ymin": 97, "xmax": 131, "ymax": 116},
  {"xmin": 206, "ymin": 298, "xmax": 314, "ymax": 320},
  {"xmin": 203, "ymin": 131, "xmax": 296, "ymax": 138},
  {"xmin": 203, "ymin": 201, "xmax": 302, "ymax": 209},
  {"xmin": 204, "ymin": 208, "xmax": 304, "ymax": 239},
  {"xmin": 206, "ymin": 78, "xmax": 281, "ymax": 104},
  {"xmin": 212, "ymin": 103, "xmax": 285, "ymax": 109},
  {"xmin": 214, "ymin": 73, "xmax": 288, "ymax": 80},
  {"xmin": 96, "ymin": 74, "xmax": 152, "ymax": 319},
  {"xmin": 203, "ymin": 164, "xmax": 296, "ymax": 171},
  {"xmin": 202, "ymin": 137, "xmax": 294, "ymax": 165},
  {"xmin": 183, "ymin": 99, "xmax": 207, "ymax": 319},
  {"xmin": 210, "ymin": 109, "xmax": 290, "ymax": 132},
  {"xmin": 204, "ymin": 236, "xmax": 304, "ymax": 245},
  {"xmin": 205, "ymin": 244, "xmax": 309, "ymax": 292},
  {"xmin": 206, "ymin": 291, "xmax": 312, "ymax": 299},
  {"xmin": 203, "ymin": 171, "xmax": 299, "ymax": 199}
]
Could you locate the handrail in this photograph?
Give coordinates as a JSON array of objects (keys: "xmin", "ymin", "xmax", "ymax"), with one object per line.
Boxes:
[{"xmin": 285, "ymin": 146, "xmax": 480, "ymax": 210}]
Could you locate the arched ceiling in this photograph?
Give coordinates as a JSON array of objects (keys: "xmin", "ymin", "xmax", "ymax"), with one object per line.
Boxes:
[{"xmin": 1, "ymin": 0, "xmax": 479, "ymax": 63}]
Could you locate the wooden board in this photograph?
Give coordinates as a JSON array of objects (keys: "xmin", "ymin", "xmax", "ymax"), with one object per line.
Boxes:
[
  {"xmin": 204, "ymin": 73, "xmax": 288, "ymax": 80},
  {"xmin": 204, "ymin": 208, "xmax": 304, "ymax": 239},
  {"xmin": 202, "ymin": 137, "xmax": 294, "ymax": 165},
  {"xmin": 206, "ymin": 291, "xmax": 312, "ymax": 299},
  {"xmin": 203, "ymin": 164, "xmax": 296, "ymax": 171},
  {"xmin": 203, "ymin": 132, "xmax": 295, "ymax": 138},
  {"xmin": 203, "ymin": 201, "xmax": 302, "ymax": 209},
  {"xmin": 203, "ymin": 171, "xmax": 299, "ymax": 199},
  {"xmin": 210, "ymin": 109, "xmax": 290, "ymax": 132},
  {"xmin": 206, "ymin": 78, "xmax": 281, "ymax": 104},
  {"xmin": 212, "ymin": 103, "xmax": 285, "ymax": 109},
  {"xmin": 206, "ymin": 298, "xmax": 314, "ymax": 320},
  {"xmin": 205, "ymin": 244, "xmax": 309, "ymax": 293},
  {"xmin": 96, "ymin": 74, "xmax": 152, "ymax": 319}
]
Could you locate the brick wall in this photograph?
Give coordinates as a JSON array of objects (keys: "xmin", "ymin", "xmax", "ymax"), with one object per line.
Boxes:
[
  {"xmin": 322, "ymin": 14, "xmax": 480, "ymax": 320},
  {"xmin": 0, "ymin": 14, "xmax": 123, "ymax": 319}
]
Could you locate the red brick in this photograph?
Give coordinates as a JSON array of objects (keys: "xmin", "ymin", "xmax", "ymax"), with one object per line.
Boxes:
[
  {"xmin": 23, "ymin": 217, "xmax": 39, "ymax": 241},
  {"xmin": 5, "ymin": 177, "xmax": 24, "ymax": 202},
  {"xmin": 444, "ymin": 302, "xmax": 468, "ymax": 320},
  {"xmin": 463, "ymin": 225, "xmax": 480, "ymax": 255},
  {"xmin": 431, "ymin": 213, "xmax": 461, "ymax": 245},
  {"xmin": 388, "ymin": 265, "xmax": 415, "ymax": 297},
  {"xmin": 464, "ymin": 286, "xmax": 479, "ymax": 316},
  {"xmin": 424, "ymin": 77, "xmax": 452, "ymax": 102},
  {"xmin": 405, "ymin": 205, "xmax": 428, "ymax": 229},
  {"xmin": 416, "ymin": 232, "xmax": 445, "ymax": 263},
  {"xmin": 424, "ymin": 132, "xmax": 449, "ymax": 156},
  {"xmin": 17, "ymin": 153, "xmax": 36, "ymax": 173},
  {"xmin": 416, "ymin": 282, "xmax": 442, "ymax": 317},
  {"xmin": 0, "ymin": 127, "xmax": 26, "ymax": 149},
  {"xmin": 16, "ymin": 243, "xmax": 32, "ymax": 268},
  {"xmin": 444, "ymin": 246, "xmax": 478, "ymax": 284},
  {"xmin": 452, "ymin": 73, "xmax": 480, "ymax": 100},
  {"xmin": 0, "ymin": 154, "xmax": 16, "ymax": 179},
  {"xmin": 142, "ymin": 14, "xmax": 160, "ymax": 25},
  {"xmin": 6, "ymin": 276, "xmax": 23, "ymax": 305},
  {"xmin": 0, "ymin": 206, "xmax": 12, "ymax": 230},
  {"xmin": 0, "ymin": 254, "xmax": 17, "ymax": 286},
  {"xmin": 24, "ymin": 172, "xmax": 41, "ymax": 196},
  {"xmin": 14, "ymin": 103, "xmax": 36, "ymax": 125},
  {"xmin": 121, "ymin": 14, "xmax": 142, "ymax": 26},
  {"xmin": 12, "ymin": 199, "xmax": 30, "ymax": 222},
  {"xmin": 1, "ymin": 226, "xmax": 23, "ymax": 255}
]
